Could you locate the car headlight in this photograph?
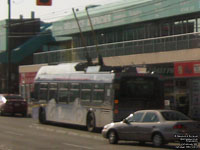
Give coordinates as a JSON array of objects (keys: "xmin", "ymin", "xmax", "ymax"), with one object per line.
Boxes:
[
  {"xmin": 2, "ymin": 97, "xmax": 7, "ymax": 103},
  {"xmin": 103, "ymin": 124, "xmax": 110, "ymax": 129},
  {"xmin": 103, "ymin": 123, "xmax": 114, "ymax": 129}
]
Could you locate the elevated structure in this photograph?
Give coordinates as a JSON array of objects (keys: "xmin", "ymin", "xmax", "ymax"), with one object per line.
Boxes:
[
  {"xmin": 8, "ymin": 0, "xmax": 200, "ymax": 120},
  {"xmin": 52, "ymin": 0, "xmax": 199, "ymax": 36}
]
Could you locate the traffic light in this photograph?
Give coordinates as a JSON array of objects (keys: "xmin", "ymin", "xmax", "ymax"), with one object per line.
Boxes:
[{"xmin": 36, "ymin": 0, "xmax": 52, "ymax": 6}]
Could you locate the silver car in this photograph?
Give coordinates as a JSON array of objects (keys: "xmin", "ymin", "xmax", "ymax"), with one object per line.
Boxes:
[{"xmin": 102, "ymin": 110, "xmax": 200, "ymax": 147}]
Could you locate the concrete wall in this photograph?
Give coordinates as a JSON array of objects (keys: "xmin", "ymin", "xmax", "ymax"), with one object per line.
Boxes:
[{"xmin": 100, "ymin": 48, "xmax": 200, "ymax": 66}]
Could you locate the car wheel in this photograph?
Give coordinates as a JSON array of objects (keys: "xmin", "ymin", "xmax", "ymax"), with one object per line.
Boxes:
[
  {"xmin": 22, "ymin": 112, "xmax": 27, "ymax": 117},
  {"xmin": 108, "ymin": 130, "xmax": 118, "ymax": 144},
  {"xmin": 86, "ymin": 113, "xmax": 95, "ymax": 132},
  {"xmin": 152, "ymin": 133, "xmax": 164, "ymax": 147},
  {"xmin": 39, "ymin": 107, "xmax": 46, "ymax": 124},
  {"xmin": 0, "ymin": 110, "xmax": 4, "ymax": 116}
]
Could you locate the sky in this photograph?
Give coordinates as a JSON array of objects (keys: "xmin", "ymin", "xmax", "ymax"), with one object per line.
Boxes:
[{"xmin": 0, "ymin": 0, "xmax": 119, "ymax": 22}]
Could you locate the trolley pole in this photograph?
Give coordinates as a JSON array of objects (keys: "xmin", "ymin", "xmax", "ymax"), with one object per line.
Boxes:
[
  {"xmin": 72, "ymin": 8, "xmax": 92, "ymax": 65},
  {"xmin": 85, "ymin": 7, "xmax": 104, "ymax": 66}
]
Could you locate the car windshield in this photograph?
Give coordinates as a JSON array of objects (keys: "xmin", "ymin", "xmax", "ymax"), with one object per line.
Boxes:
[
  {"xmin": 126, "ymin": 112, "xmax": 144, "ymax": 122},
  {"xmin": 161, "ymin": 111, "xmax": 190, "ymax": 121}
]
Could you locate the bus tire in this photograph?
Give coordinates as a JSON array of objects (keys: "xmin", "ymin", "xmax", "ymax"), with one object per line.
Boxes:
[
  {"xmin": 22, "ymin": 112, "xmax": 27, "ymax": 117},
  {"xmin": 39, "ymin": 107, "xmax": 46, "ymax": 124},
  {"xmin": 86, "ymin": 112, "xmax": 96, "ymax": 132}
]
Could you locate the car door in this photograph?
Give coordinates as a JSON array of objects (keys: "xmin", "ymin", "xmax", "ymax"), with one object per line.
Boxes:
[
  {"xmin": 119, "ymin": 112, "xmax": 145, "ymax": 141},
  {"xmin": 137, "ymin": 112, "xmax": 160, "ymax": 141}
]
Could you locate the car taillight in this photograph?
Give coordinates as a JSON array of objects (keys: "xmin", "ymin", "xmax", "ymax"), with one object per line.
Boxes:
[
  {"xmin": 173, "ymin": 124, "xmax": 186, "ymax": 129},
  {"xmin": 21, "ymin": 101, "xmax": 27, "ymax": 105}
]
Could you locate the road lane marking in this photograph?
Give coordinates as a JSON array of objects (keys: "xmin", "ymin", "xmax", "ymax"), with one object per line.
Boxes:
[
  {"xmin": 63, "ymin": 143, "xmax": 94, "ymax": 150},
  {"xmin": 5, "ymin": 131, "xmax": 24, "ymax": 136}
]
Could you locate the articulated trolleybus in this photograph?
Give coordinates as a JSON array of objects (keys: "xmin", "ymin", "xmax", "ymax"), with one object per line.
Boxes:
[{"xmin": 32, "ymin": 63, "xmax": 164, "ymax": 131}]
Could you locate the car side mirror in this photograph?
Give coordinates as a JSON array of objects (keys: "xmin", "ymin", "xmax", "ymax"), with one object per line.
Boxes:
[{"xmin": 123, "ymin": 118, "xmax": 129, "ymax": 124}]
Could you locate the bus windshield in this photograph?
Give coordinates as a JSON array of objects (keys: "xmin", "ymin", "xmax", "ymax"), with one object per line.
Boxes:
[{"xmin": 120, "ymin": 77, "xmax": 156, "ymax": 99}]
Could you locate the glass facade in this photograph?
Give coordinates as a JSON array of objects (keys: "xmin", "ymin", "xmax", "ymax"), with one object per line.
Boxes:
[{"xmin": 34, "ymin": 14, "xmax": 200, "ymax": 64}]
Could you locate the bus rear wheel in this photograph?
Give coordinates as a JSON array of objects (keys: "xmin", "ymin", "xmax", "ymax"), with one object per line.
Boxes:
[
  {"xmin": 86, "ymin": 112, "xmax": 96, "ymax": 132},
  {"xmin": 39, "ymin": 107, "xmax": 46, "ymax": 124}
]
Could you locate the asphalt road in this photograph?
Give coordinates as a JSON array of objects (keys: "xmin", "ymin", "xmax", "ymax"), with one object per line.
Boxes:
[{"xmin": 0, "ymin": 115, "xmax": 197, "ymax": 150}]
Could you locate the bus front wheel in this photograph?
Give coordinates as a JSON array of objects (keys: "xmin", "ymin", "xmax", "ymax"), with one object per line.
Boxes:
[
  {"xmin": 39, "ymin": 107, "xmax": 46, "ymax": 124},
  {"xmin": 86, "ymin": 112, "xmax": 96, "ymax": 132}
]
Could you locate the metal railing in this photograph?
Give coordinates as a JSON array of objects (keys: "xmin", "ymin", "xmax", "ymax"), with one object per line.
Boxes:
[{"xmin": 33, "ymin": 32, "xmax": 200, "ymax": 64}]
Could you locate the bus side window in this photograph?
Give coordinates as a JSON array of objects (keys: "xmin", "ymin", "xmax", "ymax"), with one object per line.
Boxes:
[
  {"xmin": 105, "ymin": 83, "xmax": 113, "ymax": 99},
  {"xmin": 92, "ymin": 83, "xmax": 105, "ymax": 103},
  {"xmin": 58, "ymin": 83, "xmax": 69, "ymax": 104},
  {"xmin": 80, "ymin": 83, "xmax": 91, "ymax": 102},
  {"xmin": 39, "ymin": 83, "xmax": 48, "ymax": 102},
  {"xmin": 48, "ymin": 83, "xmax": 58, "ymax": 102},
  {"xmin": 69, "ymin": 83, "xmax": 80, "ymax": 103}
]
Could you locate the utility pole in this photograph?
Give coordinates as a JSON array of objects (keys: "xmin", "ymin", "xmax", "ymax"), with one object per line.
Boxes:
[{"xmin": 7, "ymin": 0, "xmax": 11, "ymax": 93}]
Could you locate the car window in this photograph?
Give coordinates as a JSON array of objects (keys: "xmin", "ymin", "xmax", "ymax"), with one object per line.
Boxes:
[
  {"xmin": 142, "ymin": 112, "xmax": 159, "ymax": 122},
  {"xmin": 127, "ymin": 112, "xmax": 144, "ymax": 122},
  {"xmin": 5, "ymin": 96, "xmax": 23, "ymax": 100},
  {"xmin": 161, "ymin": 111, "xmax": 190, "ymax": 121}
]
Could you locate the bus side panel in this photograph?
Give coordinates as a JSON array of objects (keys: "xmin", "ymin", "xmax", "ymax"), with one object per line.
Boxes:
[
  {"xmin": 96, "ymin": 108, "xmax": 113, "ymax": 128},
  {"xmin": 95, "ymin": 84, "xmax": 114, "ymax": 128},
  {"xmin": 46, "ymin": 99, "xmax": 87, "ymax": 125}
]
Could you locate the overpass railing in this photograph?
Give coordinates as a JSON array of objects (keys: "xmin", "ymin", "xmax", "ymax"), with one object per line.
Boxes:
[{"xmin": 33, "ymin": 32, "xmax": 200, "ymax": 64}]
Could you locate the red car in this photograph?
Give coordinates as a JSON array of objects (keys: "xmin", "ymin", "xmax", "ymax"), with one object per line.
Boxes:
[{"xmin": 0, "ymin": 94, "xmax": 27, "ymax": 117}]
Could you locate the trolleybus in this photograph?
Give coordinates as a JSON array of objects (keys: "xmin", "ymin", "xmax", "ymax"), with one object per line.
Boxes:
[{"xmin": 32, "ymin": 63, "xmax": 164, "ymax": 131}]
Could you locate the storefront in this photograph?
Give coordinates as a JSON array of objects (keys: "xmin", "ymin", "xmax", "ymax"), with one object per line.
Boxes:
[
  {"xmin": 174, "ymin": 61, "xmax": 200, "ymax": 120},
  {"xmin": 147, "ymin": 62, "xmax": 200, "ymax": 120},
  {"xmin": 147, "ymin": 63, "xmax": 175, "ymax": 109},
  {"xmin": 19, "ymin": 72, "xmax": 37, "ymax": 102},
  {"xmin": 19, "ymin": 64, "xmax": 47, "ymax": 102}
]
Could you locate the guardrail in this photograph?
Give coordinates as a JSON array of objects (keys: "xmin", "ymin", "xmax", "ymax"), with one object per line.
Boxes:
[{"xmin": 33, "ymin": 32, "xmax": 200, "ymax": 64}]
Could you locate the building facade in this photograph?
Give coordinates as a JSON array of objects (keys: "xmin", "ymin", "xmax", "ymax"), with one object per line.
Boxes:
[{"xmin": 15, "ymin": 0, "xmax": 200, "ymax": 120}]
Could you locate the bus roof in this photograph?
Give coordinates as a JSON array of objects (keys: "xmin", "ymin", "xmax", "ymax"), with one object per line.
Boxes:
[
  {"xmin": 35, "ymin": 63, "xmax": 81, "ymax": 77},
  {"xmin": 34, "ymin": 63, "xmax": 155, "ymax": 83},
  {"xmin": 34, "ymin": 63, "xmax": 115, "ymax": 83}
]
